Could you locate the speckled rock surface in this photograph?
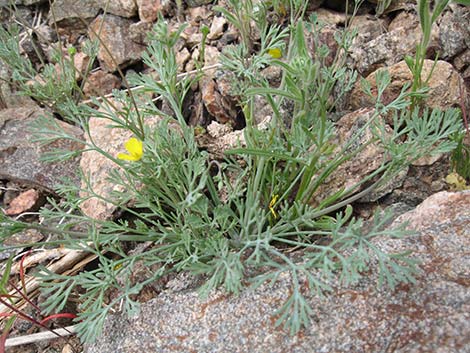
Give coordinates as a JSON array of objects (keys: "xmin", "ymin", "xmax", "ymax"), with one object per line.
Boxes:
[
  {"xmin": 438, "ymin": 5, "xmax": 470, "ymax": 59},
  {"xmin": 349, "ymin": 11, "xmax": 427, "ymax": 76},
  {"xmin": 96, "ymin": 0, "xmax": 138, "ymax": 18},
  {"xmin": 85, "ymin": 191, "xmax": 470, "ymax": 353},
  {"xmin": 48, "ymin": 0, "xmax": 100, "ymax": 26},
  {"xmin": 349, "ymin": 59, "xmax": 466, "ymax": 111},
  {"xmin": 0, "ymin": 60, "xmax": 36, "ymax": 109},
  {"xmin": 136, "ymin": 0, "xmax": 163, "ymax": 23},
  {"xmin": 0, "ymin": 106, "xmax": 83, "ymax": 193},
  {"xmin": 82, "ymin": 70, "xmax": 121, "ymax": 98},
  {"xmin": 382, "ymin": 157, "xmax": 451, "ymax": 207},
  {"xmin": 78, "ymin": 113, "xmax": 132, "ymax": 221},
  {"xmin": 88, "ymin": 14, "xmax": 145, "ymax": 72}
]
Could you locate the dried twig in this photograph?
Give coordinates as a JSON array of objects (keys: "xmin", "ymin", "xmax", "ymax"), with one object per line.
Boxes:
[
  {"xmin": 0, "ymin": 251, "xmax": 96, "ymax": 315},
  {"xmin": 4, "ymin": 324, "xmax": 78, "ymax": 348}
]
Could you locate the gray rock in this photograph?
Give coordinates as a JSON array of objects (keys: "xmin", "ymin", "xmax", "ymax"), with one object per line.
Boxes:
[
  {"xmin": 0, "ymin": 60, "xmax": 16, "ymax": 109},
  {"xmin": 85, "ymin": 191, "xmax": 470, "ymax": 353},
  {"xmin": 0, "ymin": 106, "xmax": 82, "ymax": 193},
  {"xmin": 349, "ymin": 11, "xmax": 435, "ymax": 76},
  {"xmin": 438, "ymin": 6, "xmax": 470, "ymax": 59},
  {"xmin": 49, "ymin": 0, "xmax": 100, "ymax": 26},
  {"xmin": 453, "ymin": 48, "xmax": 470, "ymax": 72},
  {"xmin": 359, "ymin": 167, "xmax": 408, "ymax": 203},
  {"xmin": 88, "ymin": 14, "xmax": 145, "ymax": 72},
  {"xmin": 350, "ymin": 14, "xmax": 388, "ymax": 47},
  {"xmin": 96, "ymin": 0, "xmax": 138, "ymax": 18},
  {"xmin": 351, "ymin": 5, "xmax": 470, "ymax": 75},
  {"xmin": 128, "ymin": 20, "xmax": 153, "ymax": 46},
  {"xmin": 349, "ymin": 60, "xmax": 466, "ymax": 111},
  {"xmin": 453, "ymin": 48, "xmax": 470, "ymax": 80},
  {"xmin": 383, "ymin": 158, "xmax": 451, "ymax": 207},
  {"xmin": 82, "ymin": 70, "xmax": 121, "ymax": 98}
]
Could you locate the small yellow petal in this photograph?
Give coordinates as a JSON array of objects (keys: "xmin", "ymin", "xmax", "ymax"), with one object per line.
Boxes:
[
  {"xmin": 125, "ymin": 137, "xmax": 143, "ymax": 155},
  {"xmin": 269, "ymin": 194, "xmax": 280, "ymax": 219},
  {"xmin": 269, "ymin": 194, "xmax": 279, "ymax": 208},
  {"xmin": 270, "ymin": 207, "xmax": 278, "ymax": 219},
  {"xmin": 118, "ymin": 137, "xmax": 143, "ymax": 161},
  {"xmin": 268, "ymin": 48, "xmax": 282, "ymax": 59},
  {"xmin": 117, "ymin": 152, "xmax": 139, "ymax": 161}
]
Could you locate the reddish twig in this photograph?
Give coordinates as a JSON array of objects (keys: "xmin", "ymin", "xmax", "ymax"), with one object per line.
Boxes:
[
  {"xmin": 0, "ymin": 297, "xmax": 62, "ymax": 339},
  {"xmin": 0, "ymin": 251, "xmax": 78, "ymax": 348},
  {"xmin": 7, "ymin": 281, "xmax": 41, "ymax": 313},
  {"xmin": 39, "ymin": 313, "xmax": 77, "ymax": 326}
]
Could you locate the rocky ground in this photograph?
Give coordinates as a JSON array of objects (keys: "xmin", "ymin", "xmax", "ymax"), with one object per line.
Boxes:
[{"xmin": 0, "ymin": 0, "xmax": 470, "ymax": 352}]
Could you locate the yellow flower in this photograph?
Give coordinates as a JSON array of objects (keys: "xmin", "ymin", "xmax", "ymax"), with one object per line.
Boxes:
[
  {"xmin": 117, "ymin": 137, "xmax": 143, "ymax": 161},
  {"xmin": 267, "ymin": 48, "xmax": 282, "ymax": 59},
  {"xmin": 269, "ymin": 194, "xmax": 280, "ymax": 219}
]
